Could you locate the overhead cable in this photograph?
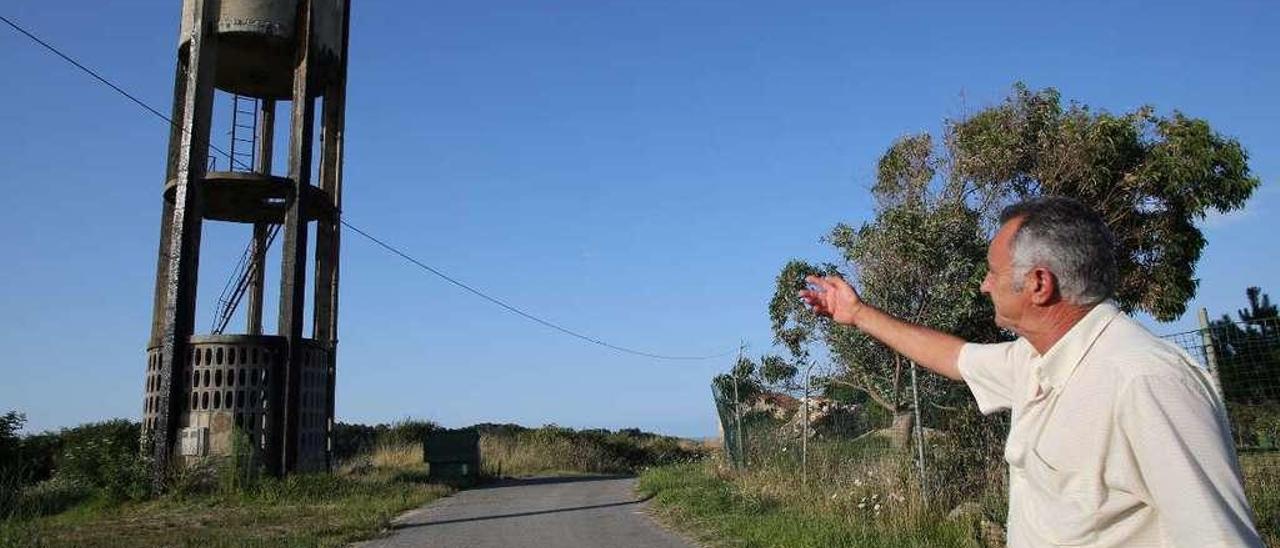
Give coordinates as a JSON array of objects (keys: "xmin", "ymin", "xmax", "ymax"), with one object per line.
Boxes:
[{"xmin": 2, "ymin": 13, "xmax": 736, "ymax": 361}]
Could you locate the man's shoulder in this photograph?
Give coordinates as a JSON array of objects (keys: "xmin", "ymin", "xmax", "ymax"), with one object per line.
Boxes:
[{"xmin": 1087, "ymin": 312, "xmax": 1208, "ymax": 385}]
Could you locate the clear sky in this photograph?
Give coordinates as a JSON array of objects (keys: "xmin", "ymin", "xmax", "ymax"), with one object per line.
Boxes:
[{"xmin": 1, "ymin": 1, "xmax": 1276, "ymax": 437}]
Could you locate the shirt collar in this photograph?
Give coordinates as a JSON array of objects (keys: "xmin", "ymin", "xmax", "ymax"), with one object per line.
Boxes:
[{"xmin": 1029, "ymin": 301, "xmax": 1121, "ymax": 394}]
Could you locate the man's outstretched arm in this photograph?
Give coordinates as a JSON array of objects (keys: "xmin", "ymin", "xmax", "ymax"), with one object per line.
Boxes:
[{"xmin": 799, "ymin": 275, "xmax": 966, "ymax": 380}]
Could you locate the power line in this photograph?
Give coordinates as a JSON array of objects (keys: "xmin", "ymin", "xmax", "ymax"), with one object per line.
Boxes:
[
  {"xmin": 0, "ymin": 14, "xmax": 247, "ymax": 171},
  {"xmin": 341, "ymin": 219, "xmax": 732, "ymax": 360},
  {"xmin": 2, "ymin": 13, "xmax": 736, "ymax": 362}
]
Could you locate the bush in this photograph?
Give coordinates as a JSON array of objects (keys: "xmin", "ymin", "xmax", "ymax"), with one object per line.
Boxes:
[
  {"xmin": 331, "ymin": 419, "xmax": 441, "ymax": 464},
  {"xmin": 0, "ymin": 412, "xmax": 28, "ymax": 517},
  {"xmin": 380, "ymin": 419, "xmax": 440, "ymax": 447},
  {"xmin": 1229, "ymin": 404, "xmax": 1280, "ymax": 450},
  {"xmin": 53, "ymin": 419, "xmax": 149, "ymax": 501},
  {"xmin": 331, "ymin": 422, "xmax": 380, "ymax": 463},
  {"xmin": 478, "ymin": 425, "xmax": 706, "ymax": 477}
]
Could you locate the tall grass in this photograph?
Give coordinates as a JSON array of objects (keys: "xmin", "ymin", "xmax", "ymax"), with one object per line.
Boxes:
[
  {"xmin": 1242, "ymin": 452, "xmax": 1279, "ymax": 546},
  {"xmin": 2, "ymin": 433, "xmax": 450, "ymax": 547},
  {"xmin": 640, "ymin": 459, "xmax": 978, "ymax": 547},
  {"xmin": 0, "ymin": 416, "xmax": 709, "ymax": 546},
  {"xmin": 649, "ymin": 421, "xmax": 1276, "ymax": 547},
  {"xmin": 477, "ymin": 425, "xmax": 705, "ymax": 477}
]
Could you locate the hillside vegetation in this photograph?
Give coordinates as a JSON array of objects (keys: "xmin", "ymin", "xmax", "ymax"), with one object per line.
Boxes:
[{"xmin": 0, "ymin": 413, "xmax": 701, "ymax": 547}]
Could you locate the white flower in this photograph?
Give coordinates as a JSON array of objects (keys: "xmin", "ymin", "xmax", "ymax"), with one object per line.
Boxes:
[
  {"xmin": 857, "ymin": 502, "xmax": 866, "ymax": 509},
  {"xmin": 873, "ymin": 503, "xmax": 881, "ymax": 511}
]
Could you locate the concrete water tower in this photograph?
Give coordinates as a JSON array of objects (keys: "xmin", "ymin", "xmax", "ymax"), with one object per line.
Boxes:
[{"xmin": 140, "ymin": 0, "xmax": 350, "ymax": 479}]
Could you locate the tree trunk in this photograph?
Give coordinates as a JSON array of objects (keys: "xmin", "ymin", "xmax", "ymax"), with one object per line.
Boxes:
[{"xmin": 888, "ymin": 411, "xmax": 915, "ymax": 450}]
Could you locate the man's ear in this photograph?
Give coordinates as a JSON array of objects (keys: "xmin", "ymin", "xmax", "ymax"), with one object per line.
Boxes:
[{"xmin": 1027, "ymin": 267, "xmax": 1059, "ymax": 305}]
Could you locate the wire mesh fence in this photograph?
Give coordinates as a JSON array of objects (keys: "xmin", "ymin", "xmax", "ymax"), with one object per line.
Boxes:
[{"xmin": 711, "ymin": 315, "xmax": 1279, "ymax": 541}]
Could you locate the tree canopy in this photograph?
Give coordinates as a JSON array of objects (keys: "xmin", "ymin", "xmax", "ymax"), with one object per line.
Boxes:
[
  {"xmin": 769, "ymin": 83, "xmax": 1260, "ymax": 427},
  {"xmin": 950, "ymin": 84, "xmax": 1259, "ymax": 320},
  {"xmin": 1211, "ymin": 287, "xmax": 1279, "ymax": 405}
]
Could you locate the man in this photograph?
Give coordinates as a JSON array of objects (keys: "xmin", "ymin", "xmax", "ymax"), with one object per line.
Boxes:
[{"xmin": 799, "ymin": 196, "xmax": 1262, "ymax": 547}]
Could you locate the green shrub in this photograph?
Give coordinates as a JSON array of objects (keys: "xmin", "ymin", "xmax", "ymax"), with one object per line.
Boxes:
[
  {"xmin": 1, "ymin": 411, "xmax": 34, "ymax": 518},
  {"xmin": 479, "ymin": 425, "xmax": 706, "ymax": 477},
  {"xmin": 0, "ymin": 412, "xmax": 22, "ymax": 464},
  {"xmin": 331, "ymin": 422, "xmax": 380, "ymax": 463},
  {"xmin": 53, "ymin": 419, "xmax": 149, "ymax": 502},
  {"xmin": 9, "ymin": 477, "xmax": 93, "ymax": 519},
  {"xmin": 1230, "ymin": 404, "xmax": 1280, "ymax": 450},
  {"xmin": 331, "ymin": 419, "xmax": 441, "ymax": 464}
]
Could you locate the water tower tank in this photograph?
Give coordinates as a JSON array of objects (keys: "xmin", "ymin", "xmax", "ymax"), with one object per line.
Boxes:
[{"xmin": 179, "ymin": 0, "xmax": 345, "ymax": 98}]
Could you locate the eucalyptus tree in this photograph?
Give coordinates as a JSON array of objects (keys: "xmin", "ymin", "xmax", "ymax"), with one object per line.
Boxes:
[{"xmin": 769, "ymin": 84, "xmax": 1260, "ymax": 448}]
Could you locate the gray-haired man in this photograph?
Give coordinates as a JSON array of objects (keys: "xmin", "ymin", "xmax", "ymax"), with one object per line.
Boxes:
[{"xmin": 799, "ymin": 196, "xmax": 1262, "ymax": 547}]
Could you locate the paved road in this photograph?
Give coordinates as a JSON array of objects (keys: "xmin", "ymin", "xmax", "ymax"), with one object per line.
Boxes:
[{"xmin": 354, "ymin": 475, "xmax": 693, "ymax": 548}]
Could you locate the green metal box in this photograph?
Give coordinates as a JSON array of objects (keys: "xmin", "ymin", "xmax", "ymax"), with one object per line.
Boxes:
[{"xmin": 424, "ymin": 429, "xmax": 480, "ymax": 482}]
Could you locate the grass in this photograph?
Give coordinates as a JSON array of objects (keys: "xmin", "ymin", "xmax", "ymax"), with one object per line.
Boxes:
[
  {"xmin": 478, "ymin": 426, "xmax": 706, "ymax": 477},
  {"xmin": 0, "ymin": 447, "xmax": 450, "ymax": 548},
  {"xmin": 639, "ymin": 460, "xmax": 978, "ymax": 548},
  {"xmin": 0, "ymin": 423, "xmax": 705, "ymax": 547},
  {"xmin": 641, "ymin": 431, "xmax": 1279, "ymax": 548},
  {"xmin": 1242, "ymin": 451, "xmax": 1279, "ymax": 546}
]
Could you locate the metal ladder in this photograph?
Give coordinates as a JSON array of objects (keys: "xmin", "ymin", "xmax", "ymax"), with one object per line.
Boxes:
[
  {"xmin": 227, "ymin": 94, "xmax": 258, "ymax": 172},
  {"xmin": 211, "ymin": 93, "xmax": 278, "ymax": 334}
]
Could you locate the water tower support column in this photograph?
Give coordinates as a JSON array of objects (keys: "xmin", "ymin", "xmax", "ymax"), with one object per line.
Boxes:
[
  {"xmin": 150, "ymin": 0, "xmax": 218, "ymax": 490},
  {"xmin": 274, "ymin": 0, "xmax": 318, "ymax": 476},
  {"xmin": 313, "ymin": 0, "xmax": 349, "ymax": 471},
  {"xmin": 246, "ymin": 98, "xmax": 276, "ymax": 336}
]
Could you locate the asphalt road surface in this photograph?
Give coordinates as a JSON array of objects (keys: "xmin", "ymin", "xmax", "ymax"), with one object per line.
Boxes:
[{"xmin": 353, "ymin": 475, "xmax": 693, "ymax": 548}]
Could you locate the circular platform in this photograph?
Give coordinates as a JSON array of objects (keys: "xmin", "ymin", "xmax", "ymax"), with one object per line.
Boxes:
[{"xmin": 164, "ymin": 171, "xmax": 338, "ymax": 224}]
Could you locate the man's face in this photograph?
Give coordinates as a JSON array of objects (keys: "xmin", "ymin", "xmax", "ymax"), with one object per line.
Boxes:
[{"xmin": 981, "ymin": 217, "xmax": 1031, "ymax": 333}]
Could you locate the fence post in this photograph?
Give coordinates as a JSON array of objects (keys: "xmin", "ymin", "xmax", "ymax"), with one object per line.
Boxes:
[
  {"xmin": 909, "ymin": 360, "xmax": 928, "ymax": 506},
  {"xmin": 734, "ymin": 344, "xmax": 745, "ymax": 469},
  {"xmin": 1198, "ymin": 307, "xmax": 1225, "ymax": 399},
  {"xmin": 802, "ymin": 364, "xmax": 811, "ymax": 491}
]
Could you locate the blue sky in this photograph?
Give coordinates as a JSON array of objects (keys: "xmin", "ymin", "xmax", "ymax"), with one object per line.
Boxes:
[{"xmin": 1, "ymin": 1, "xmax": 1276, "ymax": 437}]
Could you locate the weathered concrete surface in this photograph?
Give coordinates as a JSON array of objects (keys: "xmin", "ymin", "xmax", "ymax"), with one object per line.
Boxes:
[{"xmin": 353, "ymin": 475, "xmax": 693, "ymax": 548}]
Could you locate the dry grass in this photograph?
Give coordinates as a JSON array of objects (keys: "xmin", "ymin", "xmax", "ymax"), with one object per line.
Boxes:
[
  {"xmin": 480, "ymin": 431, "xmax": 627, "ymax": 477},
  {"xmin": 1241, "ymin": 452, "xmax": 1279, "ymax": 546},
  {"xmin": 640, "ymin": 458, "xmax": 977, "ymax": 547},
  {"xmin": 672, "ymin": 427, "xmax": 1276, "ymax": 547},
  {"xmin": 371, "ymin": 443, "xmax": 421, "ymax": 469},
  {"xmin": 478, "ymin": 427, "xmax": 705, "ymax": 478},
  {"xmin": 638, "ymin": 427, "xmax": 1013, "ymax": 547}
]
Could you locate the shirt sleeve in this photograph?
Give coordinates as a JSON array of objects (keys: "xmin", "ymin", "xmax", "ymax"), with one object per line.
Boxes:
[
  {"xmin": 956, "ymin": 341, "xmax": 1021, "ymax": 414},
  {"xmin": 1117, "ymin": 374, "xmax": 1263, "ymax": 548}
]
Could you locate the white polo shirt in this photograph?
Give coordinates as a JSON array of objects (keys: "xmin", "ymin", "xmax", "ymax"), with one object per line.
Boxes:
[{"xmin": 958, "ymin": 302, "xmax": 1262, "ymax": 547}]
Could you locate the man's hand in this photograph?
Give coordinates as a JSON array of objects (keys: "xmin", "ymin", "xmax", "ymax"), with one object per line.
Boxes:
[
  {"xmin": 798, "ymin": 275, "xmax": 864, "ymax": 326},
  {"xmin": 800, "ymin": 274, "xmax": 966, "ymax": 380}
]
